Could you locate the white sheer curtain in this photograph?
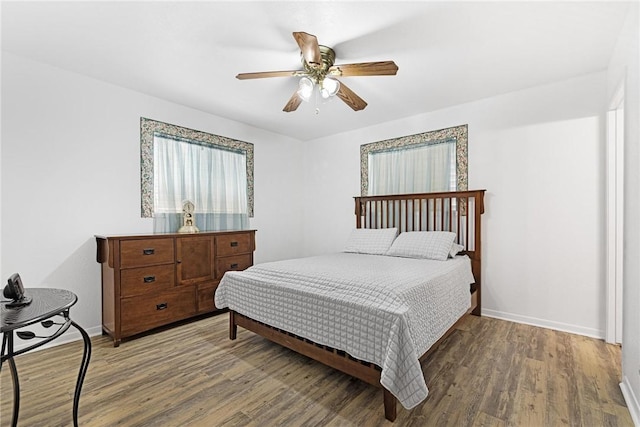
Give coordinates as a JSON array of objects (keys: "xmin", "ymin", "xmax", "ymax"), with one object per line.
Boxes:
[
  {"xmin": 153, "ymin": 135, "xmax": 249, "ymax": 232},
  {"xmin": 368, "ymin": 141, "xmax": 456, "ymax": 195}
]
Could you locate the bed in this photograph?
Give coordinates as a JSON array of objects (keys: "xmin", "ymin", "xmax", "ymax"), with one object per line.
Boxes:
[{"xmin": 215, "ymin": 190, "xmax": 485, "ymax": 421}]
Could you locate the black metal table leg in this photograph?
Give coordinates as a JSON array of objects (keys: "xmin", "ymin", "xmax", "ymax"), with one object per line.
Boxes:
[
  {"xmin": 6, "ymin": 333, "xmax": 20, "ymax": 427},
  {"xmin": 71, "ymin": 321, "xmax": 91, "ymax": 427}
]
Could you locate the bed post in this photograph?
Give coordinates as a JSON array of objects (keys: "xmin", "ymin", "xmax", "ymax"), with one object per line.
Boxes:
[
  {"xmin": 383, "ymin": 389, "xmax": 397, "ymax": 421},
  {"xmin": 354, "ymin": 199, "xmax": 364, "ymax": 228},
  {"xmin": 230, "ymin": 310, "xmax": 237, "ymax": 340},
  {"xmin": 472, "ymin": 190, "xmax": 485, "ymax": 316}
]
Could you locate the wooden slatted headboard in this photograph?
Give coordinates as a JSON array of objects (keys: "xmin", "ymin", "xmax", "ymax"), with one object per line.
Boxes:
[{"xmin": 354, "ymin": 190, "xmax": 486, "ymax": 315}]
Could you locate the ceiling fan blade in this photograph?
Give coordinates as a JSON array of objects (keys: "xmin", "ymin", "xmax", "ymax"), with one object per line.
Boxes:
[
  {"xmin": 336, "ymin": 81, "xmax": 367, "ymax": 111},
  {"xmin": 283, "ymin": 90, "xmax": 302, "ymax": 112},
  {"xmin": 293, "ymin": 31, "xmax": 322, "ymax": 68},
  {"xmin": 236, "ymin": 70, "xmax": 304, "ymax": 80},
  {"xmin": 328, "ymin": 61, "xmax": 398, "ymax": 77}
]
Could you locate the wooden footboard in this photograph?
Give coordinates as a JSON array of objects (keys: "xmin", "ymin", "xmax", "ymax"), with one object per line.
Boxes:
[
  {"xmin": 230, "ymin": 310, "xmax": 394, "ymax": 420},
  {"xmin": 229, "ymin": 309, "xmax": 472, "ymax": 421}
]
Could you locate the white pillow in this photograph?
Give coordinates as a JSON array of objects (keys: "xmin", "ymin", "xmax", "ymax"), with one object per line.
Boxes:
[
  {"xmin": 386, "ymin": 231, "xmax": 456, "ymax": 261},
  {"xmin": 449, "ymin": 243, "xmax": 465, "ymax": 258},
  {"xmin": 343, "ymin": 228, "xmax": 398, "ymax": 255}
]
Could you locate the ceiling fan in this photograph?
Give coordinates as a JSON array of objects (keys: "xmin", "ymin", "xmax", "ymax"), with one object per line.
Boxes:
[{"xmin": 236, "ymin": 31, "xmax": 399, "ymax": 112}]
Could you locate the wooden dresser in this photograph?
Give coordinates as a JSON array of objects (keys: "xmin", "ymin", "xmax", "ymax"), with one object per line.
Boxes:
[{"xmin": 96, "ymin": 230, "xmax": 255, "ymax": 346}]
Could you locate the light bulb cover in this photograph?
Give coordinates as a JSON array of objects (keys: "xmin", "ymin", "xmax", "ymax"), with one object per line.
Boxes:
[
  {"xmin": 297, "ymin": 77, "xmax": 314, "ymax": 102},
  {"xmin": 320, "ymin": 77, "xmax": 340, "ymax": 99}
]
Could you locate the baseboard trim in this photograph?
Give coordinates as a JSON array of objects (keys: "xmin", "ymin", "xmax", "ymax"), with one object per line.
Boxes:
[
  {"xmin": 621, "ymin": 376, "xmax": 640, "ymax": 426},
  {"xmin": 482, "ymin": 308, "xmax": 603, "ymax": 339}
]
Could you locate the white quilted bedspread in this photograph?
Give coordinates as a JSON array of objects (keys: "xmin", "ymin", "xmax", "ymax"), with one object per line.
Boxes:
[{"xmin": 215, "ymin": 253, "xmax": 474, "ymax": 409}]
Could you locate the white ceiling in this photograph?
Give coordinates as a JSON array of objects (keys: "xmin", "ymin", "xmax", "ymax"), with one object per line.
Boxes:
[{"xmin": 1, "ymin": 1, "xmax": 631, "ymax": 141}]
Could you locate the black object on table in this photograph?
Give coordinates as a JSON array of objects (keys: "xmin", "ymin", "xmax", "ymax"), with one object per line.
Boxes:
[{"xmin": 1, "ymin": 288, "xmax": 92, "ymax": 427}]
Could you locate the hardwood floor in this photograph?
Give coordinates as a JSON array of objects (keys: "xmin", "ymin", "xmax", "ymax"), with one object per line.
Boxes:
[{"xmin": 1, "ymin": 314, "xmax": 633, "ymax": 426}]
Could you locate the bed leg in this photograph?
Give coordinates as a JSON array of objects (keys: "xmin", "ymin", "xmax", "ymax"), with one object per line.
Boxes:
[
  {"xmin": 383, "ymin": 388, "xmax": 397, "ymax": 422},
  {"xmin": 229, "ymin": 311, "xmax": 237, "ymax": 340}
]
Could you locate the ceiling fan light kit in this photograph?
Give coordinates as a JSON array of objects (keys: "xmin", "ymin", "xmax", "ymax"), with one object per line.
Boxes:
[{"xmin": 236, "ymin": 31, "xmax": 398, "ymax": 113}]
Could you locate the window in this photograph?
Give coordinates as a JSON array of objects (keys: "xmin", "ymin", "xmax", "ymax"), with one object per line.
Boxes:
[
  {"xmin": 367, "ymin": 139, "xmax": 457, "ymax": 195},
  {"xmin": 360, "ymin": 124, "xmax": 467, "ymax": 196},
  {"xmin": 140, "ymin": 118, "xmax": 254, "ymax": 233}
]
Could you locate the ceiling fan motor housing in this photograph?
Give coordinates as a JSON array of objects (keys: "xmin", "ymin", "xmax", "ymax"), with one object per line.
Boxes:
[{"xmin": 302, "ymin": 45, "xmax": 336, "ymax": 83}]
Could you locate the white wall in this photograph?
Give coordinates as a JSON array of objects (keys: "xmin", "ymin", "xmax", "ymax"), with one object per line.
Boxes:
[
  {"xmin": 0, "ymin": 43, "xmax": 625, "ymax": 362},
  {"xmin": 1, "ymin": 52, "xmax": 304, "ymax": 343},
  {"xmin": 608, "ymin": 3, "xmax": 640, "ymax": 424},
  {"xmin": 302, "ymin": 72, "xmax": 607, "ymax": 338}
]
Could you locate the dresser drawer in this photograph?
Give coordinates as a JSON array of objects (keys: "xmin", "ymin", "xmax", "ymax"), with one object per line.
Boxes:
[
  {"xmin": 216, "ymin": 254, "xmax": 253, "ymax": 279},
  {"xmin": 120, "ymin": 238, "xmax": 174, "ymax": 268},
  {"xmin": 120, "ymin": 264, "xmax": 175, "ymax": 298},
  {"xmin": 215, "ymin": 233, "xmax": 253, "ymax": 257},
  {"xmin": 121, "ymin": 288, "xmax": 195, "ymax": 336}
]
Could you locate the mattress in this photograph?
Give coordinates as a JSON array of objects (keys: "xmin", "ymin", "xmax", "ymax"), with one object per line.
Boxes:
[{"xmin": 215, "ymin": 252, "xmax": 474, "ymax": 409}]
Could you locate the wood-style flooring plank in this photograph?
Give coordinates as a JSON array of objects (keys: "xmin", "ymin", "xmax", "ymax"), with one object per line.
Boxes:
[
  {"xmin": 0, "ymin": 314, "xmax": 633, "ymax": 426},
  {"xmin": 509, "ymin": 358, "xmax": 547, "ymax": 426}
]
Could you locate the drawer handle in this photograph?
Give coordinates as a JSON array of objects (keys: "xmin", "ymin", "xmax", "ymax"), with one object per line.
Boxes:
[
  {"xmin": 143, "ymin": 248, "xmax": 155, "ymax": 255},
  {"xmin": 156, "ymin": 303, "xmax": 168, "ymax": 310},
  {"xmin": 143, "ymin": 276, "xmax": 156, "ymax": 283},
  {"xmin": 230, "ymin": 263, "xmax": 239, "ymax": 269},
  {"xmin": 230, "ymin": 241, "xmax": 238, "ymax": 247}
]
